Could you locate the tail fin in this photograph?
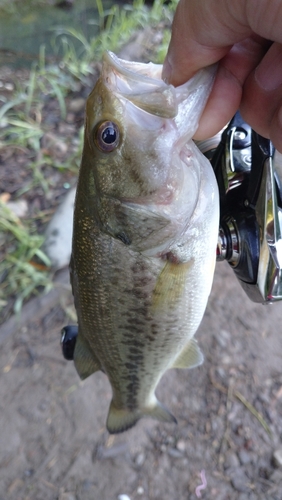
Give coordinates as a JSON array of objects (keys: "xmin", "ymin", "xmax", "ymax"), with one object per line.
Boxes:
[{"xmin": 106, "ymin": 399, "xmax": 177, "ymax": 434}]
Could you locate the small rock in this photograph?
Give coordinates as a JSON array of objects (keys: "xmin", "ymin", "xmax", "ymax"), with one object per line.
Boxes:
[
  {"xmin": 68, "ymin": 97, "xmax": 85, "ymax": 113},
  {"xmin": 58, "ymin": 493, "xmax": 76, "ymax": 500},
  {"xmin": 6, "ymin": 199, "xmax": 28, "ymax": 218},
  {"xmin": 43, "ymin": 187, "xmax": 76, "ymax": 270},
  {"xmin": 118, "ymin": 495, "xmax": 131, "ymax": 500},
  {"xmin": 4, "ymin": 82, "xmax": 14, "ymax": 91},
  {"xmin": 273, "ymin": 449, "xmax": 282, "ymax": 468},
  {"xmin": 66, "ymin": 112, "xmax": 75, "ymax": 123},
  {"xmin": 97, "ymin": 442, "xmax": 128, "ymax": 459},
  {"xmin": 167, "ymin": 447, "xmax": 184, "ymax": 458},
  {"xmin": 58, "ymin": 122, "xmax": 76, "ymax": 135},
  {"xmin": 136, "ymin": 486, "xmax": 144, "ymax": 495},
  {"xmin": 0, "ymin": 192, "xmax": 10, "ymax": 203},
  {"xmin": 221, "ymin": 355, "xmax": 232, "ymax": 364},
  {"xmin": 38, "ymin": 400, "xmax": 47, "ymax": 411},
  {"xmin": 135, "ymin": 452, "xmax": 145, "ymax": 466},
  {"xmin": 216, "ymin": 367, "xmax": 227, "ymax": 379},
  {"xmin": 81, "ymin": 479, "xmax": 93, "ymax": 491},
  {"xmin": 257, "ymin": 392, "xmax": 269, "ymax": 404},
  {"xmin": 176, "ymin": 439, "xmax": 186, "ymax": 452},
  {"xmin": 216, "ymin": 329, "xmax": 231, "ymax": 347},
  {"xmin": 24, "ymin": 469, "xmax": 34, "ymax": 477},
  {"xmin": 270, "ymin": 469, "xmax": 282, "ymax": 483},
  {"xmin": 224, "ymin": 450, "xmax": 240, "ymax": 469},
  {"xmin": 238, "ymin": 449, "xmax": 252, "ymax": 465},
  {"xmin": 230, "ymin": 469, "xmax": 250, "ymax": 492},
  {"xmin": 228, "ymin": 402, "xmax": 241, "ymax": 423},
  {"xmin": 166, "ymin": 435, "xmax": 175, "ymax": 445},
  {"xmin": 211, "ymin": 416, "xmax": 222, "ymax": 432},
  {"xmin": 265, "ymin": 378, "xmax": 272, "ymax": 387},
  {"xmin": 44, "ymin": 113, "xmax": 60, "ymax": 126}
]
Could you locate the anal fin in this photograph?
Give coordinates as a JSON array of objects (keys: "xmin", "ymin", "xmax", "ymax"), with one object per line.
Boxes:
[
  {"xmin": 73, "ymin": 334, "xmax": 101, "ymax": 380},
  {"xmin": 172, "ymin": 338, "xmax": 204, "ymax": 369}
]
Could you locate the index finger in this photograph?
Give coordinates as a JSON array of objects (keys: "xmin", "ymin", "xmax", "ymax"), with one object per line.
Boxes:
[{"xmin": 162, "ymin": 0, "xmax": 280, "ymax": 86}]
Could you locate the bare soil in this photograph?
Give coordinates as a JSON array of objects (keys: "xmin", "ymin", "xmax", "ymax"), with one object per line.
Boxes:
[{"xmin": 1, "ymin": 263, "xmax": 282, "ymax": 500}]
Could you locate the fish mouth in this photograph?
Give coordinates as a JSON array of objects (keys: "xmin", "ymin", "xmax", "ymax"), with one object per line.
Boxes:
[
  {"xmin": 102, "ymin": 52, "xmax": 216, "ymax": 126},
  {"xmin": 104, "ymin": 51, "xmax": 164, "ymax": 84},
  {"xmin": 102, "ymin": 51, "xmax": 178, "ymax": 119}
]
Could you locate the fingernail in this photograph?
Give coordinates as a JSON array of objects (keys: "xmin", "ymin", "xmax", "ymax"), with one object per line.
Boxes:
[
  {"xmin": 162, "ymin": 58, "xmax": 172, "ymax": 84},
  {"xmin": 255, "ymin": 44, "xmax": 282, "ymax": 91}
]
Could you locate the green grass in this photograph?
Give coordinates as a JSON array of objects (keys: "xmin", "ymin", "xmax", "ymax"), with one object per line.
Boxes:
[
  {"xmin": 0, "ymin": 0, "xmax": 177, "ymax": 320},
  {"xmin": 0, "ymin": 202, "xmax": 52, "ymax": 316},
  {"xmin": 53, "ymin": 0, "xmax": 177, "ymax": 76}
]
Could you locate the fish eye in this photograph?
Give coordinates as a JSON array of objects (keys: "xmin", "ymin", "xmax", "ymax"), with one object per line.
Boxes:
[{"xmin": 95, "ymin": 121, "xmax": 120, "ymax": 152}]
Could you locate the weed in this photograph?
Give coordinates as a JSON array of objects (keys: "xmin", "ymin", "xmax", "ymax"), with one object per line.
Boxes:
[
  {"xmin": 54, "ymin": 0, "xmax": 178, "ymax": 68},
  {"xmin": 0, "ymin": 202, "xmax": 52, "ymax": 317}
]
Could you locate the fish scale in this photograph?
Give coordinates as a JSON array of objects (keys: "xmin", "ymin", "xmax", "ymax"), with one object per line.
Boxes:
[{"xmin": 70, "ymin": 51, "xmax": 219, "ymax": 433}]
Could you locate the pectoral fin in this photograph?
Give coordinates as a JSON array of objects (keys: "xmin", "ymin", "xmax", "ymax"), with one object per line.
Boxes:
[
  {"xmin": 106, "ymin": 398, "xmax": 177, "ymax": 434},
  {"xmin": 73, "ymin": 334, "xmax": 101, "ymax": 380},
  {"xmin": 172, "ymin": 338, "xmax": 204, "ymax": 369},
  {"xmin": 152, "ymin": 259, "xmax": 192, "ymax": 310}
]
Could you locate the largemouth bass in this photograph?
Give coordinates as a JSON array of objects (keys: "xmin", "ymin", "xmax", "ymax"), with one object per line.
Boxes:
[{"xmin": 70, "ymin": 51, "xmax": 219, "ymax": 433}]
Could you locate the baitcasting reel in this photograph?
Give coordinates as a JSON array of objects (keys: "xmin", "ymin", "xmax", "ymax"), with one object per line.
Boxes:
[{"xmin": 198, "ymin": 111, "xmax": 282, "ymax": 304}]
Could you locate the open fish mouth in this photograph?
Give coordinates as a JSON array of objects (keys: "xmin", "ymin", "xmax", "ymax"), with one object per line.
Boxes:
[
  {"xmin": 103, "ymin": 51, "xmax": 216, "ymax": 136},
  {"xmin": 104, "ymin": 50, "xmax": 164, "ymax": 82},
  {"xmin": 102, "ymin": 51, "xmax": 179, "ymax": 119}
]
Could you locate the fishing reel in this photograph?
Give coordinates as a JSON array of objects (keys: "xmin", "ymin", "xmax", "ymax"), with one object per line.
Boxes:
[{"xmin": 198, "ymin": 111, "xmax": 282, "ymax": 304}]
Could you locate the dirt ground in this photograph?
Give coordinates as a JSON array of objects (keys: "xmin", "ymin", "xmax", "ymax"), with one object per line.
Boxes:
[{"xmin": 1, "ymin": 261, "xmax": 282, "ymax": 500}]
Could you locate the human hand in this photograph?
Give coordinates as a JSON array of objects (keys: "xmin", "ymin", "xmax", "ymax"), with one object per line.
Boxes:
[{"xmin": 162, "ymin": 0, "xmax": 282, "ymax": 152}]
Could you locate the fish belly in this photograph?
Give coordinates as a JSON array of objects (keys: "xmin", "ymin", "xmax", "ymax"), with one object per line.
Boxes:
[{"xmin": 72, "ymin": 214, "xmax": 209, "ymax": 432}]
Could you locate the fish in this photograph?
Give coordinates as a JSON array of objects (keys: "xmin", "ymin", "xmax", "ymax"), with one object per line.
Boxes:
[{"xmin": 70, "ymin": 51, "xmax": 219, "ymax": 434}]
